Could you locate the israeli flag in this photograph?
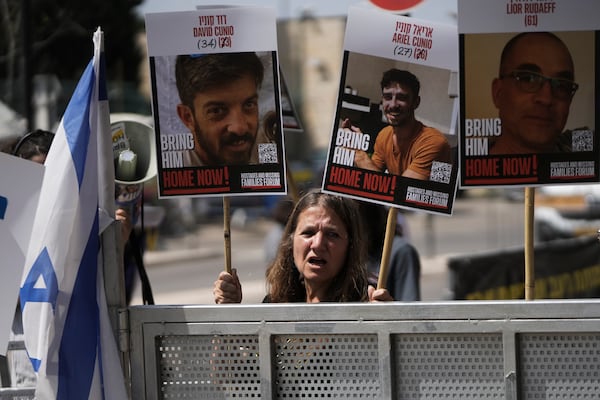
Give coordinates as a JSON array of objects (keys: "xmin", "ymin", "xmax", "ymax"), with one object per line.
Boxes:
[{"xmin": 19, "ymin": 28, "xmax": 127, "ymax": 399}]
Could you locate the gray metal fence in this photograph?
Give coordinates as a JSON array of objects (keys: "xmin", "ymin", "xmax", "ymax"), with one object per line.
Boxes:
[{"xmin": 127, "ymin": 300, "xmax": 600, "ymax": 399}]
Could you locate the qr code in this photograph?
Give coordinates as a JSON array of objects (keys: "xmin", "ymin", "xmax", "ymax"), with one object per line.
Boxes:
[
  {"xmin": 258, "ymin": 143, "xmax": 278, "ymax": 163},
  {"xmin": 429, "ymin": 161, "xmax": 452, "ymax": 184},
  {"xmin": 572, "ymin": 130, "xmax": 593, "ymax": 152}
]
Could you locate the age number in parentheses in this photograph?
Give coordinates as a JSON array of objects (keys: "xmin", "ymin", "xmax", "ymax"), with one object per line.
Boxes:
[
  {"xmin": 394, "ymin": 46, "xmax": 412, "ymax": 58},
  {"xmin": 394, "ymin": 46, "xmax": 428, "ymax": 61},
  {"xmin": 219, "ymin": 36, "xmax": 232, "ymax": 48},
  {"xmin": 198, "ymin": 38, "xmax": 217, "ymax": 50},
  {"xmin": 414, "ymin": 48, "xmax": 428, "ymax": 60}
]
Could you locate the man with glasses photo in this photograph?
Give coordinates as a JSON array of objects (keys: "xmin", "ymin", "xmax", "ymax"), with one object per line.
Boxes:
[{"xmin": 489, "ymin": 32, "xmax": 579, "ymax": 155}]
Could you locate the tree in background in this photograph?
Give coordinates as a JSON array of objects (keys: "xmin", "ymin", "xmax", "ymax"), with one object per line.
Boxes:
[{"xmin": 0, "ymin": 0, "xmax": 148, "ymax": 126}]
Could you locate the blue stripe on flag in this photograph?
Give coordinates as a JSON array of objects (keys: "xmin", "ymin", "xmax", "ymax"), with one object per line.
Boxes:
[
  {"xmin": 58, "ymin": 214, "xmax": 100, "ymax": 398},
  {"xmin": 63, "ymin": 60, "xmax": 94, "ymax": 189}
]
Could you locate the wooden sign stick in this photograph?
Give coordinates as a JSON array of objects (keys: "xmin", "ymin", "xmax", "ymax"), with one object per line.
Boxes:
[
  {"xmin": 223, "ymin": 197, "xmax": 232, "ymax": 274},
  {"xmin": 377, "ymin": 207, "xmax": 398, "ymax": 290},
  {"xmin": 524, "ymin": 187, "xmax": 535, "ymax": 300}
]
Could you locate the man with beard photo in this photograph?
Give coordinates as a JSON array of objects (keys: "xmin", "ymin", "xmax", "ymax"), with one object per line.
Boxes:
[
  {"xmin": 343, "ymin": 68, "xmax": 452, "ymax": 180},
  {"xmin": 175, "ymin": 52, "xmax": 266, "ymax": 166}
]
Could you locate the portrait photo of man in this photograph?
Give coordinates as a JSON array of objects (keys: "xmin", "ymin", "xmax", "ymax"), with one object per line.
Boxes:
[
  {"xmin": 175, "ymin": 52, "xmax": 269, "ymax": 166},
  {"xmin": 348, "ymin": 68, "xmax": 452, "ymax": 180},
  {"xmin": 151, "ymin": 51, "xmax": 279, "ymax": 169},
  {"xmin": 145, "ymin": 8, "xmax": 286, "ymax": 198},
  {"xmin": 490, "ymin": 32, "xmax": 580, "ymax": 155},
  {"xmin": 462, "ymin": 30, "xmax": 595, "ymax": 157},
  {"xmin": 337, "ymin": 55, "xmax": 456, "ymax": 182}
]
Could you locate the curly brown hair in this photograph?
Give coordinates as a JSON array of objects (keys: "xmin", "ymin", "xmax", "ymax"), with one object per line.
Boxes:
[{"xmin": 265, "ymin": 191, "xmax": 368, "ymax": 303}]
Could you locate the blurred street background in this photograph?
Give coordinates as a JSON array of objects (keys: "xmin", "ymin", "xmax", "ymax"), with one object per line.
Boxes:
[{"xmin": 132, "ymin": 188, "xmax": 527, "ymax": 304}]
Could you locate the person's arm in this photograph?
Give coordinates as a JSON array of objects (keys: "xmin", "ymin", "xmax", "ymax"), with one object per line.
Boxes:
[
  {"xmin": 354, "ymin": 150, "xmax": 381, "ymax": 171},
  {"xmin": 402, "ymin": 168, "xmax": 429, "ymax": 180},
  {"xmin": 213, "ymin": 269, "xmax": 243, "ymax": 303},
  {"xmin": 115, "ymin": 207, "xmax": 132, "ymax": 244},
  {"xmin": 340, "ymin": 118, "xmax": 384, "ymax": 172}
]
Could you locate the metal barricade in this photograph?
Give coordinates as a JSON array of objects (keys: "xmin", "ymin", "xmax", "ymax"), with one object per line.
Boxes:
[
  {"xmin": 127, "ymin": 300, "xmax": 600, "ymax": 399},
  {"xmin": 0, "ymin": 388, "xmax": 35, "ymax": 400},
  {"xmin": 0, "ymin": 341, "xmax": 34, "ymax": 400}
]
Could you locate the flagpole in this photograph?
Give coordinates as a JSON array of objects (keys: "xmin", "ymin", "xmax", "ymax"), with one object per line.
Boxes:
[
  {"xmin": 93, "ymin": 27, "xmax": 126, "ymax": 344},
  {"xmin": 94, "ymin": 28, "xmax": 130, "ymax": 398}
]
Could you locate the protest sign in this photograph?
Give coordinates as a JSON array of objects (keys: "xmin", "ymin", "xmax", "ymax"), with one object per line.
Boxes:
[
  {"xmin": 0, "ymin": 153, "xmax": 43, "ymax": 354},
  {"xmin": 458, "ymin": 0, "xmax": 599, "ymax": 187},
  {"xmin": 322, "ymin": 6, "xmax": 459, "ymax": 215},
  {"xmin": 145, "ymin": 7, "xmax": 286, "ymax": 197}
]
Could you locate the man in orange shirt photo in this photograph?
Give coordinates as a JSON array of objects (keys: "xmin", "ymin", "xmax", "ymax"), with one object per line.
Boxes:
[{"xmin": 343, "ymin": 68, "xmax": 452, "ymax": 180}]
